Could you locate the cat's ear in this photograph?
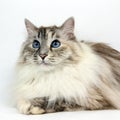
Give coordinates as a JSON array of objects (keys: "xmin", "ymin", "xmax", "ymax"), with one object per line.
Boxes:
[
  {"xmin": 25, "ymin": 19, "xmax": 38, "ymax": 35},
  {"xmin": 61, "ymin": 17, "xmax": 75, "ymax": 39}
]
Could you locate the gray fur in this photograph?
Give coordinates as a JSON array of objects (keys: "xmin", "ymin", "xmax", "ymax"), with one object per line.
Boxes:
[{"xmin": 16, "ymin": 18, "xmax": 120, "ymax": 115}]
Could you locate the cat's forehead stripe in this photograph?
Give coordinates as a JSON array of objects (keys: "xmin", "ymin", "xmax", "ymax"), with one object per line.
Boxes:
[
  {"xmin": 38, "ymin": 27, "xmax": 46, "ymax": 39},
  {"xmin": 38, "ymin": 27, "xmax": 56, "ymax": 39},
  {"xmin": 38, "ymin": 29, "xmax": 40, "ymax": 38}
]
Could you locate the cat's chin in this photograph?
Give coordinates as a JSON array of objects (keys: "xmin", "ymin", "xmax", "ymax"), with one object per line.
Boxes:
[{"xmin": 36, "ymin": 62, "xmax": 56, "ymax": 72}]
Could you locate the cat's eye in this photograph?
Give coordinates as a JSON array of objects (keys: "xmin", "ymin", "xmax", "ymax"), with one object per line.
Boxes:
[
  {"xmin": 51, "ymin": 39, "xmax": 61, "ymax": 48},
  {"xmin": 32, "ymin": 40, "xmax": 40, "ymax": 48}
]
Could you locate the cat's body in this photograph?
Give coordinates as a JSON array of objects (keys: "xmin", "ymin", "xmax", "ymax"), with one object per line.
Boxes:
[{"xmin": 14, "ymin": 17, "xmax": 120, "ymax": 114}]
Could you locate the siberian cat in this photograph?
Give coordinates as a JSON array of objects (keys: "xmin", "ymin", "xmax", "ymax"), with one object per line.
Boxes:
[{"xmin": 15, "ymin": 17, "xmax": 120, "ymax": 115}]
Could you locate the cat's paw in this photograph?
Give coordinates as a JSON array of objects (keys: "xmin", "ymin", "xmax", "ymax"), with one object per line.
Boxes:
[
  {"xmin": 17, "ymin": 99, "xmax": 45, "ymax": 115},
  {"xmin": 17, "ymin": 99, "xmax": 31, "ymax": 114},
  {"xmin": 29, "ymin": 106, "xmax": 45, "ymax": 115}
]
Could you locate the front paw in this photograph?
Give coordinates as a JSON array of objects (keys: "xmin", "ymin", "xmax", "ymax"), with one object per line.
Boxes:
[
  {"xmin": 17, "ymin": 99, "xmax": 45, "ymax": 115},
  {"xmin": 29, "ymin": 105, "xmax": 45, "ymax": 115}
]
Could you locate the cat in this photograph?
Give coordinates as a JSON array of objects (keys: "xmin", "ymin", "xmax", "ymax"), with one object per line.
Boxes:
[{"xmin": 14, "ymin": 17, "xmax": 120, "ymax": 115}]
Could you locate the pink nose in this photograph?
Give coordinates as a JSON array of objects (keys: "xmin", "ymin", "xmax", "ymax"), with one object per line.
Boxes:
[{"xmin": 39, "ymin": 54, "xmax": 48, "ymax": 60}]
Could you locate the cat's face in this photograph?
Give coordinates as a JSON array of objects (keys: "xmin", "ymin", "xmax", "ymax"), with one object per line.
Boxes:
[{"xmin": 19, "ymin": 17, "xmax": 80, "ymax": 71}]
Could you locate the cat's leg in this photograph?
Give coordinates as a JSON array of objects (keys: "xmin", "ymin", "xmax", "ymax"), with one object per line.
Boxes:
[
  {"xmin": 17, "ymin": 98, "xmax": 85, "ymax": 114},
  {"xmin": 97, "ymin": 77, "xmax": 120, "ymax": 109},
  {"xmin": 45, "ymin": 100, "xmax": 85, "ymax": 113},
  {"xmin": 100, "ymin": 84, "xmax": 120, "ymax": 109},
  {"xmin": 17, "ymin": 98, "xmax": 45, "ymax": 115}
]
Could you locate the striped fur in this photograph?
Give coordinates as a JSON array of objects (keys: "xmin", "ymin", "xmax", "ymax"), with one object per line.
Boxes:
[{"xmin": 14, "ymin": 17, "xmax": 120, "ymax": 114}]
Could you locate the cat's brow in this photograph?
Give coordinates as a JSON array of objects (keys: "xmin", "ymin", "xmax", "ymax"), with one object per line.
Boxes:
[
  {"xmin": 38, "ymin": 27, "xmax": 46, "ymax": 40},
  {"xmin": 38, "ymin": 26, "xmax": 57, "ymax": 40}
]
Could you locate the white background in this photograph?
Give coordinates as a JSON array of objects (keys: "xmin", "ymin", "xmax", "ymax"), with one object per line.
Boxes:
[{"xmin": 0, "ymin": 0, "xmax": 120, "ymax": 119}]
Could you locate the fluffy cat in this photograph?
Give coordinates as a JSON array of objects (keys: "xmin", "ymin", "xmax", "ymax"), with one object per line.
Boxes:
[{"xmin": 14, "ymin": 17, "xmax": 120, "ymax": 115}]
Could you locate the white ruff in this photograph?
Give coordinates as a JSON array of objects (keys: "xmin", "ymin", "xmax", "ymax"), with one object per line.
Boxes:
[{"xmin": 14, "ymin": 44, "xmax": 111, "ymax": 105}]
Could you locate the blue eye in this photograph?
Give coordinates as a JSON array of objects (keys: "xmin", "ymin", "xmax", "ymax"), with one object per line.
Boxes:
[
  {"xmin": 32, "ymin": 40, "xmax": 40, "ymax": 48},
  {"xmin": 51, "ymin": 39, "xmax": 61, "ymax": 48}
]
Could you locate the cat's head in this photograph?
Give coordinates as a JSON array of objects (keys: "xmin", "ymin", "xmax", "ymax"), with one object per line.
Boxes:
[{"xmin": 19, "ymin": 17, "xmax": 80, "ymax": 71}]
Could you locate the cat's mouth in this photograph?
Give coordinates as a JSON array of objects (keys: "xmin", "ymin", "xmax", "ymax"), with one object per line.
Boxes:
[
  {"xmin": 37, "ymin": 60, "xmax": 57, "ymax": 71},
  {"xmin": 39, "ymin": 60, "xmax": 52, "ymax": 66}
]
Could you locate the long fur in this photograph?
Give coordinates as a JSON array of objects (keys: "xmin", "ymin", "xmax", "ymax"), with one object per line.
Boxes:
[{"xmin": 14, "ymin": 17, "xmax": 120, "ymax": 114}]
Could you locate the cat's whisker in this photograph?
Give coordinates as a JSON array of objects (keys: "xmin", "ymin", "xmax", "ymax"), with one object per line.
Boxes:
[{"xmin": 14, "ymin": 17, "xmax": 120, "ymax": 115}]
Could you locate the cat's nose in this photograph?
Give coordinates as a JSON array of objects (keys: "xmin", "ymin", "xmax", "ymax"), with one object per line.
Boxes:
[{"xmin": 39, "ymin": 54, "xmax": 48, "ymax": 60}]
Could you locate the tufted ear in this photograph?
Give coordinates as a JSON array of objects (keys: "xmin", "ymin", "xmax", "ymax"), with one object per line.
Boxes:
[
  {"xmin": 24, "ymin": 19, "xmax": 38, "ymax": 35},
  {"xmin": 61, "ymin": 17, "xmax": 75, "ymax": 39}
]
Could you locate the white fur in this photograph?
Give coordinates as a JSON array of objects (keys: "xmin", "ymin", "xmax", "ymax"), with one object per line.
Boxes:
[{"xmin": 14, "ymin": 43, "xmax": 112, "ymax": 106}]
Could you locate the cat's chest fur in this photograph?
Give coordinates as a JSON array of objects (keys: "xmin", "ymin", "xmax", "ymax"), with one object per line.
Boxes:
[
  {"xmin": 15, "ymin": 52, "xmax": 107, "ymax": 106},
  {"xmin": 18, "ymin": 66, "xmax": 88, "ymax": 99}
]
